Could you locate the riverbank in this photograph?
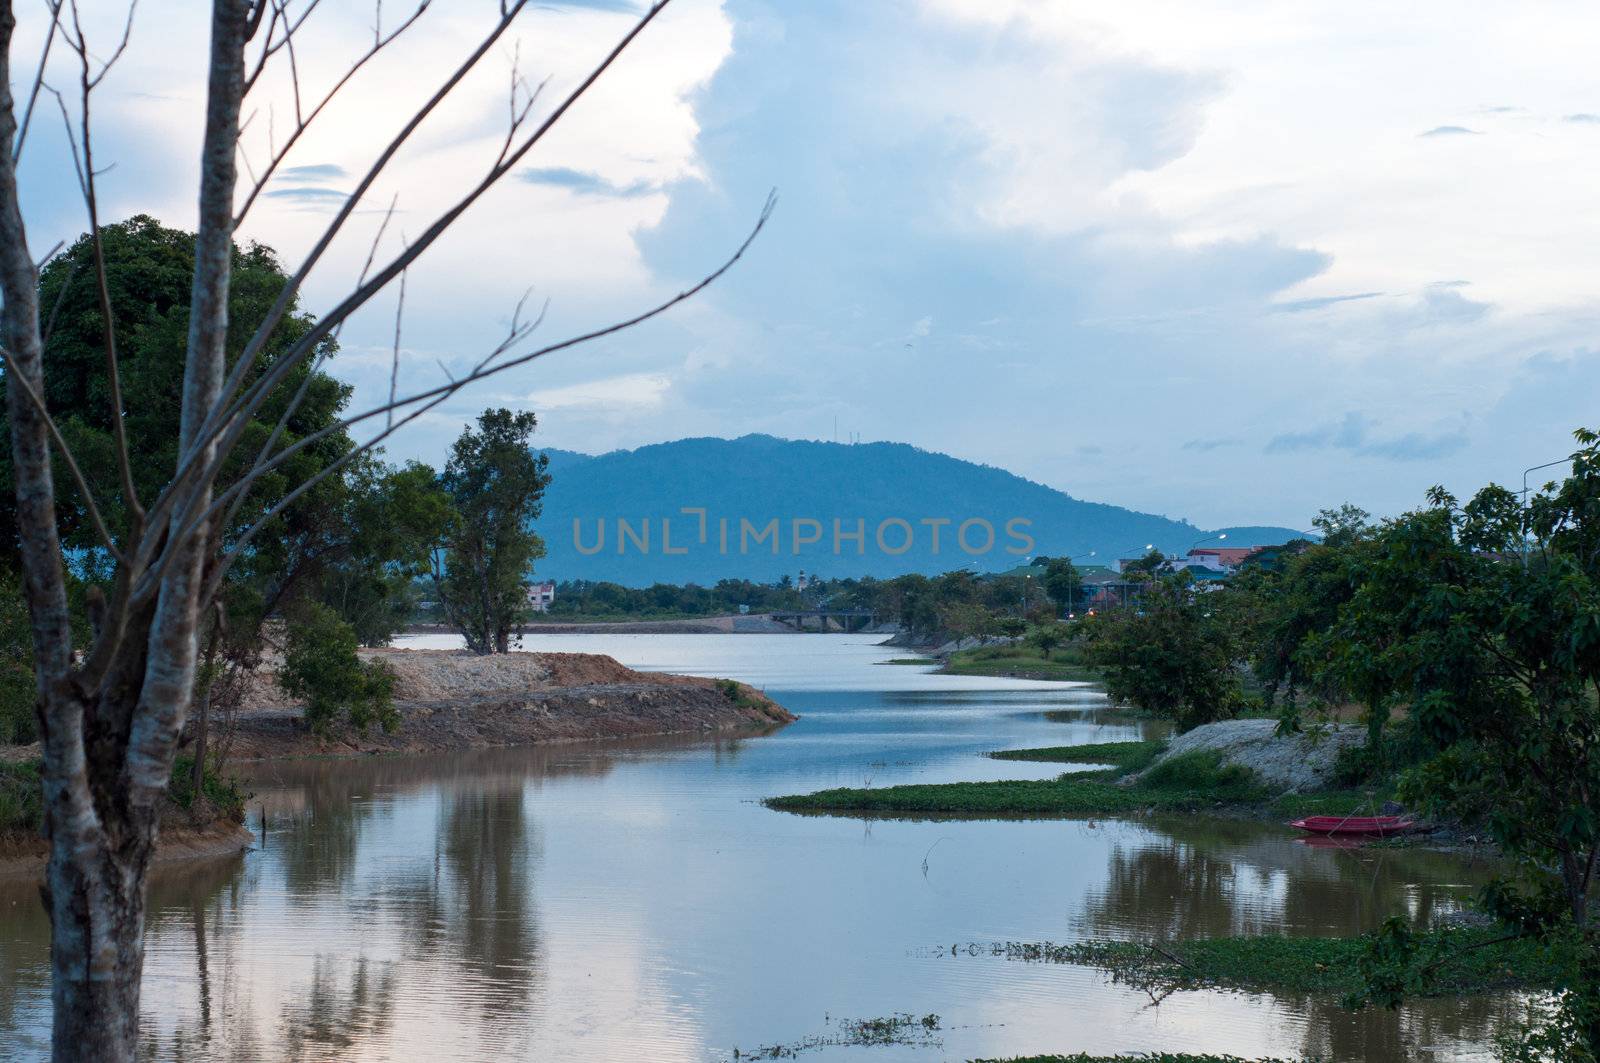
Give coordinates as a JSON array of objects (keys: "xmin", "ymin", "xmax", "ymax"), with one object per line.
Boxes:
[
  {"xmin": 941, "ymin": 641, "xmax": 1100, "ymax": 682},
  {"xmin": 766, "ymin": 732, "xmax": 1399, "ymax": 823},
  {"xmin": 223, "ymin": 648, "xmax": 793, "ymax": 760},
  {"xmin": 0, "ymin": 756, "xmax": 253, "ymax": 878},
  {"xmin": 405, "ymin": 614, "xmax": 891, "ymax": 635}
]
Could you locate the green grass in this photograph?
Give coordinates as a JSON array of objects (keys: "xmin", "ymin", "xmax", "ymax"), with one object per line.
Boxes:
[
  {"xmin": 988, "ymin": 740, "xmax": 1165, "ymax": 774},
  {"xmin": 1271, "ymin": 786, "xmax": 1399, "ymax": 819},
  {"xmin": 879, "ymin": 657, "xmax": 934, "ymax": 665},
  {"xmin": 971, "ymin": 926, "xmax": 1559, "ymax": 1000},
  {"xmin": 766, "ymin": 749, "xmax": 1270, "ymax": 818},
  {"xmin": 942, "ymin": 643, "xmax": 1099, "ymax": 681}
]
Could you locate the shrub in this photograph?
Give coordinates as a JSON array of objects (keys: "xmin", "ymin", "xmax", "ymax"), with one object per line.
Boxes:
[
  {"xmin": 1139, "ymin": 749, "xmax": 1265, "ymax": 802},
  {"xmin": 166, "ymin": 755, "xmax": 248, "ymax": 823},
  {"xmin": 0, "ymin": 758, "xmax": 42, "ymax": 835},
  {"xmin": 278, "ymin": 602, "xmax": 399, "ymax": 736},
  {"xmin": 0, "ymin": 572, "xmax": 36, "ymax": 745}
]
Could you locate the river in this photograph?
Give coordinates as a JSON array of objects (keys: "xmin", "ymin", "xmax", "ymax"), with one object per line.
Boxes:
[{"xmin": 0, "ymin": 633, "xmax": 1519, "ymax": 1061}]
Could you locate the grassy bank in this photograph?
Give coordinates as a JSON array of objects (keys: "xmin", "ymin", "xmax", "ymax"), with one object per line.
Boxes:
[
  {"xmin": 941, "ymin": 642, "xmax": 1099, "ymax": 682},
  {"xmin": 988, "ymin": 740, "xmax": 1165, "ymax": 773},
  {"xmin": 767, "ymin": 741, "xmax": 1396, "ymax": 821}
]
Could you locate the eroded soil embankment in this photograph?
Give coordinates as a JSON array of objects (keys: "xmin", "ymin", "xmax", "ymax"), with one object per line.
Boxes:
[
  {"xmin": 224, "ymin": 648, "xmax": 794, "ymax": 760},
  {"xmin": 1, "ymin": 817, "xmax": 255, "ymax": 879}
]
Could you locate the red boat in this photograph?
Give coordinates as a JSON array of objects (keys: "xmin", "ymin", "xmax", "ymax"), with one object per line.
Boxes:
[{"xmin": 1288, "ymin": 814, "xmax": 1418, "ymax": 838}]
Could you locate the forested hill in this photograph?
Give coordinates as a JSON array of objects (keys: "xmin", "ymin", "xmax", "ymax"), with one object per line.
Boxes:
[{"xmin": 533, "ymin": 435, "xmax": 1305, "ymax": 587}]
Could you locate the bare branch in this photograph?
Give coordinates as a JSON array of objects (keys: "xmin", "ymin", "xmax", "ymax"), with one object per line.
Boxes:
[
  {"xmin": 62, "ymin": 4, "xmax": 144, "ymax": 522},
  {"xmin": 232, "ymin": 0, "xmax": 427, "ymax": 226},
  {"xmin": 65, "ymin": 0, "xmax": 137, "ymax": 92},
  {"xmin": 133, "ymin": 0, "xmax": 535, "ymax": 546},
  {"xmin": 387, "ymin": 264, "xmax": 407, "ymax": 428},
  {"xmin": 212, "ymin": 193, "xmax": 400, "ymax": 541},
  {"xmin": 12, "ymin": 0, "xmax": 64, "ymax": 160},
  {"xmin": 174, "ymin": 0, "xmax": 670, "ymax": 530},
  {"xmin": 166, "ymin": 192, "xmax": 774, "ymax": 602}
]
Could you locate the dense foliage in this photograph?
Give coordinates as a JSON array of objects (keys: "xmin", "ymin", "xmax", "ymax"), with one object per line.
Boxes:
[
  {"xmin": 277, "ymin": 602, "xmax": 398, "ymax": 736},
  {"xmin": 0, "ymin": 218, "xmax": 452, "ymax": 752},
  {"xmin": 1065, "ymin": 428, "xmax": 1600, "ymax": 1058},
  {"xmin": 433, "ymin": 409, "xmax": 552, "ymax": 654},
  {"xmin": 1080, "ymin": 574, "xmax": 1248, "ymax": 732}
]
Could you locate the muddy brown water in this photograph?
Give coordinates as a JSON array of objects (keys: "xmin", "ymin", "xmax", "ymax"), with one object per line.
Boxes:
[{"xmin": 0, "ymin": 634, "xmax": 1525, "ymax": 1061}]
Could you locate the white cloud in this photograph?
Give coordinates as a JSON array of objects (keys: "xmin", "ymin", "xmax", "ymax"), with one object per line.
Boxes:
[{"xmin": 527, "ymin": 371, "xmax": 671, "ymax": 410}]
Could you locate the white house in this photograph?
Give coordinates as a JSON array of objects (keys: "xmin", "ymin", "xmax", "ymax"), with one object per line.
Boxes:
[{"xmin": 526, "ymin": 581, "xmax": 556, "ymax": 612}]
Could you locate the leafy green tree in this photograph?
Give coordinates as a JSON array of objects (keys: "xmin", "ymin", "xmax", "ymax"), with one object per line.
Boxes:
[
  {"xmin": 993, "ymin": 616, "xmax": 1027, "ymax": 639},
  {"xmin": 1027, "ymin": 621, "xmax": 1067, "ymax": 659},
  {"xmin": 1119, "ymin": 549, "xmax": 1168, "ymax": 579},
  {"xmin": 1083, "ymin": 573, "xmax": 1246, "ymax": 731},
  {"xmin": 0, "ymin": 216, "xmax": 349, "ymax": 560},
  {"xmin": 1312, "ymin": 503, "xmax": 1372, "ymax": 547},
  {"xmin": 278, "ymin": 602, "xmax": 398, "ymax": 736},
  {"xmin": 434, "ymin": 409, "xmax": 552, "ymax": 654},
  {"xmin": 1333, "ymin": 432, "xmax": 1600, "ymax": 1055},
  {"xmin": 320, "ymin": 460, "xmax": 455, "ymax": 646},
  {"xmin": 1042, "ymin": 559, "xmax": 1082, "ymax": 613}
]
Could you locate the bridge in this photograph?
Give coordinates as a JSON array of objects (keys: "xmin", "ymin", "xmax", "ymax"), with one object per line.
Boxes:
[{"xmin": 769, "ymin": 609, "xmax": 878, "ymax": 633}]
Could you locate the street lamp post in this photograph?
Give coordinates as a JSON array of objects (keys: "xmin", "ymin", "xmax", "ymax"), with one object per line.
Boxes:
[
  {"xmin": 1521, "ymin": 454, "xmax": 1577, "ymax": 564},
  {"xmin": 1115, "ymin": 543, "xmax": 1154, "ymax": 607}
]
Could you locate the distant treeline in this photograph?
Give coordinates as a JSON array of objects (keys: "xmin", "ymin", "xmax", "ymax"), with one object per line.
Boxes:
[{"xmin": 533, "ymin": 564, "xmax": 1077, "ymax": 638}]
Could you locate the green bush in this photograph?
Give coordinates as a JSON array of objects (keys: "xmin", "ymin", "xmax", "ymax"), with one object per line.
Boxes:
[
  {"xmin": 278, "ymin": 602, "xmax": 399, "ymax": 736},
  {"xmin": 0, "ymin": 572, "xmax": 37, "ymax": 745},
  {"xmin": 0, "ymin": 759, "xmax": 42, "ymax": 835},
  {"xmin": 166, "ymin": 755, "xmax": 248, "ymax": 822}
]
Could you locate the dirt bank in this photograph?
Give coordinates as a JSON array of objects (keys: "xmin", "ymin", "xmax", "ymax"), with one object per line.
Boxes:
[
  {"xmin": 0, "ymin": 819, "xmax": 255, "ymax": 879},
  {"xmin": 223, "ymin": 648, "xmax": 795, "ymax": 760}
]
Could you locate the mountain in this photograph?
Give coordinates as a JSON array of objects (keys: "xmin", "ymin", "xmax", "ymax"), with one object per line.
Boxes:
[{"xmin": 532, "ymin": 435, "xmax": 1306, "ymax": 587}]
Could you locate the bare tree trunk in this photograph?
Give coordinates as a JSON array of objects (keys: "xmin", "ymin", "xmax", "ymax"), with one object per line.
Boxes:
[{"xmin": 0, "ymin": 2, "xmax": 754, "ymax": 1055}]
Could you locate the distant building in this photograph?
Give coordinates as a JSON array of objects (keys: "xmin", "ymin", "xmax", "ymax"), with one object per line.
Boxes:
[
  {"xmin": 526, "ymin": 581, "xmax": 556, "ymax": 612},
  {"xmin": 796, "ymin": 569, "xmax": 811, "ymax": 591},
  {"xmin": 1188, "ymin": 547, "xmax": 1259, "ymax": 571}
]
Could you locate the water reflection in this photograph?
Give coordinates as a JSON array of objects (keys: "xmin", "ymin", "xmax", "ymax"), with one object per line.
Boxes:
[
  {"xmin": 1078, "ymin": 816, "xmax": 1494, "ymax": 940},
  {"xmin": 0, "ymin": 634, "xmax": 1521, "ymax": 1061}
]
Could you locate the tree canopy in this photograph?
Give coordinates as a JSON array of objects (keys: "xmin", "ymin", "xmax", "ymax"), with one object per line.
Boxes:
[{"xmin": 434, "ymin": 408, "xmax": 552, "ymax": 654}]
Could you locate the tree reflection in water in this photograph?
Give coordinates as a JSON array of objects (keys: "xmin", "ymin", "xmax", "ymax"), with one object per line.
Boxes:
[
  {"xmin": 1077, "ymin": 816, "xmax": 1497, "ymax": 941},
  {"xmin": 404, "ymin": 779, "xmax": 543, "ymax": 1024},
  {"xmin": 1068, "ymin": 815, "xmax": 1513, "ymax": 1060}
]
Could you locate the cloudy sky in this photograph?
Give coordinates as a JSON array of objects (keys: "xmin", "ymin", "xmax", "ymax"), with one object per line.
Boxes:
[{"xmin": 12, "ymin": 0, "xmax": 1600, "ymax": 530}]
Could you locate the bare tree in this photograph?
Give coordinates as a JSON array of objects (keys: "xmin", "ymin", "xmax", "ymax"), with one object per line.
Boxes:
[{"xmin": 0, "ymin": 2, "xmax": 769, "ymax": 1058}]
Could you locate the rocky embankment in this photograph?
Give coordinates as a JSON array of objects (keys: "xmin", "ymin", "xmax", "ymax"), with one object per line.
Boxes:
[
  {"xmin": 1134, "ymin": 718, "xmax": 1365, "ymax": 792},
  {"xmin": 224, "ymin": 648, "xmax": 794, "ymax": 760}
]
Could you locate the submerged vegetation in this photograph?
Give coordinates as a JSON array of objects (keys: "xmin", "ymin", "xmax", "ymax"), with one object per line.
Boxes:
[
  {"xmin": 950, "ymin": 928, "xmax": 1557, "ymax": 1000},
  {"xmin": 731, "ymin": 1012, "xmax": 941, "ymax": 1059}
]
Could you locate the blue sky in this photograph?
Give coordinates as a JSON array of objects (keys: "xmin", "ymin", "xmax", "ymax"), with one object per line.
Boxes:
[{"xmin": 12, "ymin": 0, "xmax": 1600, "ymax": 529}]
